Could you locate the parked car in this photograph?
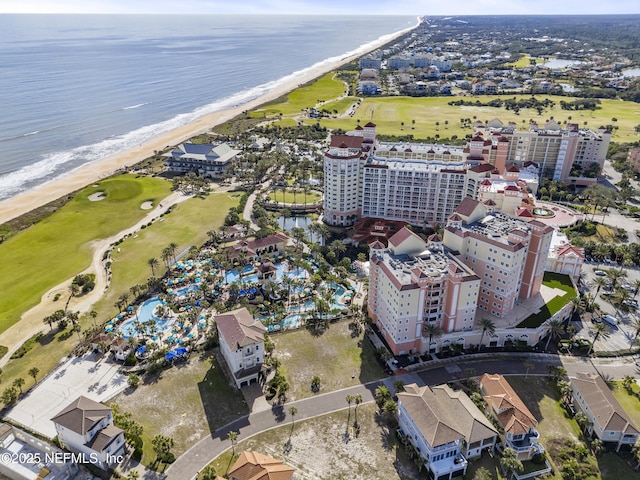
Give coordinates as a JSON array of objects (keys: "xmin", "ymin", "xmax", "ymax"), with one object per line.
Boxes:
[
  {"xmin": 601, "ymin": 314, "xmax": 619, "ymax": 326},
  {"xmin": 623, "ymin": 299, "xmax": 638, "ymax": 308},
  {"xmin": 594, "ymin": 270, "xmax": 606, "ymax": 276},
  {"xmin": 591, "ymin": 317, "xmax": 602, "ymax": 324}
]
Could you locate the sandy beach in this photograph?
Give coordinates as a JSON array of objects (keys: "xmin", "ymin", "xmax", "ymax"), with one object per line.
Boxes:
[{"xmin": 0, "ymin": 24, "xmax": 415, "ymax": 225}]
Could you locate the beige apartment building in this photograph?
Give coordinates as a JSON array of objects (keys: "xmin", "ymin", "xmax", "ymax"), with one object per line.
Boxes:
[
  {"xmin": 368, "ymin": 200, "xmax": 554, "ymax": 355},
  {"xmin": 323, "ymin": 120, "xmax": 608, "ymax": 227}
]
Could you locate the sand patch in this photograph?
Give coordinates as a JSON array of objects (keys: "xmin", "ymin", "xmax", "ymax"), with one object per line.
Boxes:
[
  {"xmin": 141, "ymin": 201, "xmax": 154, "ymax": 210},
  {"xmin": 88, "ymin": 191, "xmax": 106, "ymax": 202}
]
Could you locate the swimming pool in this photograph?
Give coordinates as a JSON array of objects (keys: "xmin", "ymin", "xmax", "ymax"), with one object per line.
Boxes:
[{"xmin": 119, "ymin": 298, "xmax": 174, "ymax": 338}]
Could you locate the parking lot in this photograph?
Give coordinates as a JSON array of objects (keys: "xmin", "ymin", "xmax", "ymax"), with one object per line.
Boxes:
[{"xmin": 578, "ymin": 262, "xmax": 640, "ymax": 352}]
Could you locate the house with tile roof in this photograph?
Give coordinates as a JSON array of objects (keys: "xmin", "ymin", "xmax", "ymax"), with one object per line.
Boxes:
[
  {"xmin": 569, "ymin": 372, "xmax": 640, "ymax": 450},
  {"xmin": 398, "ymin": 383, "xmax": 498, "ymax": 479},
  {"xmin": 227, "ymin": 451, "xmax": 295, "ymax": 480},
  {"xmin": 51, "ymin": 396, "xmax": 125, "ymax": 470},
  {"xmin": 216, "ymin": 308, "xmax": 266, "ymax": 388},
  {"xmin": 480, "ymin": 373, "xmax": 543, "ymax": 461}
]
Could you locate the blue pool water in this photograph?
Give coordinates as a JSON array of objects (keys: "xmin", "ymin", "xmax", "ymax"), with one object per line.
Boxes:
[{"xmin": 119, "ymin": 298, "xmax": 174, "ymax": 338}]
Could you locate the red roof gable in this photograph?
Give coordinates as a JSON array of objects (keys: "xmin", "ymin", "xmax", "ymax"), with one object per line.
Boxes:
[
  {"xmin": 388, "ymin": 226, "xmax": 421, "ymax": 248},
  {"xmin": 329, "ymin": 135, "xmax": 363, "ymax": 149}
]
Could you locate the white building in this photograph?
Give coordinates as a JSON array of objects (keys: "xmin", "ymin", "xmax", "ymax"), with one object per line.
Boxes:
[
  {"xmin": 570, "ymin": 372, "xmax": 640, "ymax": 450},
  {"xmin": 0, "ymin": 422, "xmax": 78, "ymax": 480},
  {"xmin": 51, "ymin": 396, "xmax": 125, "ymax": 470},
  {"xmin": 216, "ymin": 307, "xmax": 266, "ymax": 388},
  {"xmin": 398, "ymin": 383, "xmax": 498, "ymax": 479},
  {"xmin": 480, "ymin": 374, "xmax": 544, "ymax": 461},
  {"xmin": 163, "ymin": 142, "xmax": 241, "ymax": 178}
]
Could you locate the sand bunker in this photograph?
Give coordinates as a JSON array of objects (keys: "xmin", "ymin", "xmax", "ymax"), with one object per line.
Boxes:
[
  {"xmin": 141, "ymin": 201, "xmax": 154, "ymax": 210},
  {"xmin": 88, "ymin": 191, "xmax": 106, "ymax": 202}
]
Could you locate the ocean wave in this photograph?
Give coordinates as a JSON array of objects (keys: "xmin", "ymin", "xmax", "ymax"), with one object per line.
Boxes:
[
  {"xmin": 0, "ymin": 19, "xmax": 420, "ymax": 201},
  {"xmin": 123, "ymin": 102, "xmax": 152, "ymax": 110}
]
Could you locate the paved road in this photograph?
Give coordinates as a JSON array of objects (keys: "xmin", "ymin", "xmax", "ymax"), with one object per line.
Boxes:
[{"xmin": 163, "ymin": 353, "xmax": 635, "ymax": 480}]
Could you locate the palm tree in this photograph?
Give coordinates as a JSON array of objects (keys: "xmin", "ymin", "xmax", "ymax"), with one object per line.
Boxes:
[
  {"xmin": 127, "ymin": 471, "xmax": 140, "ymax": 480},
  {"xmin": 346, "ymin": 394, "xmax": 354, "ymax": 422},
  {"xmin": 524, "ymin": 361, "xmax": 534, "ymax": 380},
  {"xmin": 588, "ymin": 322, "xmax": 611, "ymax": 355},
  {"xmin": 65, "ymin": 283, "xmax": 80, "ymax": 311},
  {"xmin": 147, "ymin": 257, "xmax": 159, "ymax": 277},
  {"xmin": 544, "ymin": 319, "xmax": 565, "ymax": 351},
  {"xmin": 13, "ymin": 377, "xmax": 25, "ymax": 394},
  {"xmin": 28, "ymin": 367, "xmax": 39, "ymax": 383},
  {"xmin": 478, "ymin": 318, "xmax": 496, "ymax": 350},
  {"xmin": 423, "ymin": 323, "xmax": 443, "ymax": 353},
  {"xmin": 375, "ymin": 385, "xmax": 392, "ymax": 406},
  {"xmin": 606, "ymin": 267, "xmax": 626, "ymax": 289},
  {"xmin": 631, "ymin": 318, "xmax": 640, "ymax": 351},
  {"xmin": 394, "ymin": 380, "xmax": 405, "ymax": 393},
  {"xmin": 557, "ymin": 380, "xmax": 573, "ymax": 406},
  {"xmin": 354, "ymin": 394, "xmax": 362, "ymax": 427},
  {"xmin": 289, "ymin": 406, "xmax": 298, "ymax": 435},
  {"xmin": 227, "ymin": 430, "xmax": 239, "ymax": 456},
  {"xmin": 382, "ymin": 399, "xmax": 398, "ymax": 420},
  {"xmin": 168, "ymin": 242, "xmax": 179, "ymax": 262},
  {"xmin": 329, "ymin": 239, "xmax": 346, "ymax": 258},
  {"xmin": 500, "ymin": 447, "xmax": 524, "ymax": 477},
  {"xmin": 90, "ymin": 309, "xmax": 98, "ymax": 327}
]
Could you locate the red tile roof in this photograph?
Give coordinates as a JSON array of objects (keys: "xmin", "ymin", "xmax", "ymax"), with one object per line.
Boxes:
[
  {"xmin": 388, "ymin": 226, "xmax": 422, "ymax": 248},
  {"xmin": 329, "ymin": 135, "xmax": 363, "ymax": 149},
  {"xmin": 228, "ymin": 451, "xmax": 295, "ymax": 480},
  {"xmin": 455, "ymin": 198, "xmax": 481, "ymax": 218}
]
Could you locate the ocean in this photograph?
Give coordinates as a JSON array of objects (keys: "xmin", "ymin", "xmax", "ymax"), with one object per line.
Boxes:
[{"xmin": 0, "ymin": 14, "xmax": 416, "ymax": 201}]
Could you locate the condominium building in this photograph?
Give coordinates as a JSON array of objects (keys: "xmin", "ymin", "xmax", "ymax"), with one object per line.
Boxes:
[
  {"xmin": 481, "ymin": 118, "xmax": 611, "ymax": 182},
  {"xmin": 443, "ymin": 198, "xmax": 553, "ymax": 317},
  {"xmin": 368, "ymin": 200, "xmax": 554, "ymax": 355},
  {"xmin": 323, "ymin": 120, "xmax": 605, "ymax": 228},
  {"xmin": 368, "ymin": 226, "xmax": 481, "ymax": 355}
]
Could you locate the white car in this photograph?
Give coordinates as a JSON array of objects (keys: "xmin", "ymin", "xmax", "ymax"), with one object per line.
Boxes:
[
  {"xmin": 594, "ymin": 270, "xmax": 607, "ymax": 276},
  {"xmin": 601, "ymin": 315, "xmax": 619, "ymax": 326}
]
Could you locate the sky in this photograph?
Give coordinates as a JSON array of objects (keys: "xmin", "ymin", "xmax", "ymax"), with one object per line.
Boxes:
[{"xmin": 1, "ymin": 0, "xmax": 638, "ymax": 15}]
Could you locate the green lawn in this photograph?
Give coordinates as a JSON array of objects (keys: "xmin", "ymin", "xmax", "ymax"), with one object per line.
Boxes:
[
  {"xmin": 504, "ymin": 55, "xmax": 545, "ymax": 68},
  {"xmin": 0, "ymin": 189, "xmax": 238, "ymax": 399},
  {"xmin": 0, "ymin": 175, "xmax": 172, "ymax": 334},
  {"xmin": 272, "ymin": 320, "xmax": 385, "ymax": 401},
  {"xmin": 92, "ymin": 191, "xmax": 241, "ymax": 321},
  {"xmin": 517, "ymin": 273, "xmax": 576, "ymax": 328},
  {"xmin": 0, "ymin": 327, "xmax": 77, "ymax": 398},
  {"xmin": 113, "ymin": 350, "xmax": 247, "ymax": 466},
  {"xmin": 320, "ymin": 96, "xmax": 361, "ymax": 115},
  {"xmin": 252, "ymin": 73, "xmax": 347, "ymax": 117},
  {"xmin": 266, "ymin": 189, "xmax": 322, "ymax": 205},
  {"xmin": 611, "ymin": 382, "xmax": 640, "ymax": 427},
  {"xmin": 308, "ymin": 94, "xmax": 640, "ymax": 143}
]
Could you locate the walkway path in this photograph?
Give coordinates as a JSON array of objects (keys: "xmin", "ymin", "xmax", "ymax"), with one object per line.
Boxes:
[
  {"xmin": 163, "ymin": 353, "xmax": 632, "ymax": 480},
  {"xmin": 0, "ymin": 191, "xmax": 192, "ymax": 367}
]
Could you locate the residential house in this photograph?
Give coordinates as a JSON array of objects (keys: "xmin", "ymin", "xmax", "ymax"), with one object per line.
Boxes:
[
  {"xmin": 398, "ymin": 383, "xmax": 498, "ymax": 476},
  {"xmin": 0, "ymin": 422, "xmax": 78, "ymax": 480},
  {"xmin": 216, "ymin": 307, "xmax": 266, "ymax": 388},
  {"xmin": 480, "ymin": 374, "xmax": 543, "ymax": 461},
  {"xmin": 397, "ymin": 383, "xmax": 467, "ymax": 480},
  {"xmin": 569, "ymin": 372, "xmax": 640, "ymax": 450},
  {"xmin": 227, "ymin": 451, "xmax": 295, "ymax": 480},
  {"xmin": 164, "ymin": 142, "xmax": 240, "ymax": 178},
  {"xmin": 51, "ymin": 396, "xmax": 126, "ymax": 470}
]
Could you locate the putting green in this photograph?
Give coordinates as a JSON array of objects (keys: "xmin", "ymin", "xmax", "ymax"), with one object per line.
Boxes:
[{"xmin": 0, "ymin": 175, "xmax": 172, "ymax": 334}]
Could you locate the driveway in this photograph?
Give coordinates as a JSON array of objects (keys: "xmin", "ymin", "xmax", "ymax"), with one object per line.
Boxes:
[{"xmin": 6, "ymin": 352, "xmax": 128, "ymax": 438}]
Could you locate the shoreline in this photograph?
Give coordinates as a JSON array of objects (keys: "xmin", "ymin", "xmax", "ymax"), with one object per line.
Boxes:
[{"xmin": 0, "ymin": 22, "xmax": 416, "ymax": 225}]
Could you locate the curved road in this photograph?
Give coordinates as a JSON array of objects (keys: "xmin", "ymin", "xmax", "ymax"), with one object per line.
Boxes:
[{"xmin": 163, "ymin": 353, "xmax": 638, "ymax": 480}]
